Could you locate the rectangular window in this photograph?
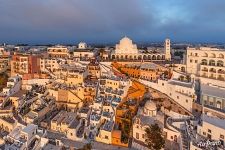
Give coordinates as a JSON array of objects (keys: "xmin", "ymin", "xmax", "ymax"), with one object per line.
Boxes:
[
  {"xmin": 220, "ymin": 134, "xmax": 224, "ymax": 139},
  {"xmin": 208, "ymin": 129, "xmax": 211, "ymax": 133},
  {"xmin": 209, "ymin": 102, "xmax": 213, "ymax": 106},
  {"xmin": 136, "ymin": 133, "xmax": 139, "ymax": 139},
  {"xmin": 207, "ymin": 134, "xmax": 211, "ymax": 139},
  {"xmin": 105, "ymin": 135, "xmax": 108, "ymax": 139}
]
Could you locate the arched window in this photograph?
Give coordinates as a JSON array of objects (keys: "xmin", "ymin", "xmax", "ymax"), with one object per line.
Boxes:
[
  {"xmin": 210, "ymin": 53, "xmax": 216, "ymax": 58},
  {"xmin": 152, "ymin": 55, "xmax": 156, "ymax": 60},
  {"xmin": 129, "ymin": 55, "xmax": 133, "ymax": 60},
  {"xmin": 209, "ymin": 68, "xmax": 216, "ymax": 73},
  {"xmin": 202, "ymin": 67, "xmax": 208, "ymax": 72},
  {"xmin": 181, "ymin": 67, "xmax": 186, "ymax": 72},
  {"xmin": 136, "ymin": 118, "xmax": 140, "ymax": 124},
  {"xmin": 138, "ymin": 55, "xmax": 142, "ymax": 60},
  {"xmin": 217, "ymin": 60, "xmax": 224, "ymax": 67},
  {"xmin": 202, "ymin": 53, "xmax": 208, "ymax": 57},
  {"xmin": 143, "ymin": 55, "xmax": 147, "ymax": 60},
  {"xmin": 209, "ymin": 60, "xmax": 215, "ymax": 66},
  {"xmin": 201, "ymin": 59, "xmax": 207, "ymax": 65},
  {"xmin": 216, "ymin": 101, "xmax": 222, "ymax": 109},
  {"xmin": 218, "ymin": 69, "xmax": 225, "ymax": 74},
  {"xmin": 218, "ymin": 53, "xmax": 224, "ymax": 59},
  {"xmin": 157, "ymin": 55, "xmax": 161, "ymax": 60}
]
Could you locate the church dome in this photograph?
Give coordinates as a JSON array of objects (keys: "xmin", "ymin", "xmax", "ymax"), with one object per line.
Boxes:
[
  {"xmin": 78, "ymin": 42, "xmax": 87, "ymax": 49},
  {"xmin": 144, "ymin": 100, "xmax": 157, "ymax": 111},
  {"xmin": 120, "ymin": 36, "xmax": 132, "ymax": 45},
  {"xmin": 115, "ymin": 36, "xmax": 138, "ymax": 54}
]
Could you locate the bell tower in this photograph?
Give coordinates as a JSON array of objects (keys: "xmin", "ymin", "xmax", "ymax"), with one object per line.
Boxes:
[{"xmin": 165, "ymin": 38, "xmax": 171, "ymax": 61}]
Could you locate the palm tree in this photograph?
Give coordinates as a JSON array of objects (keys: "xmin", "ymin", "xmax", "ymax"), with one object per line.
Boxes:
[{"xmin": 145, "ymin": 123, "xmax": 165, "ymax": 150}]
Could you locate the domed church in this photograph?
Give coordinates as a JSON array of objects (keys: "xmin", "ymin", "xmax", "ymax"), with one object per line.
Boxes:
[
  {"xmin": 110, "ymin": 36, "xmax": 170, "ymax": 61},
  {"xmin": 143, "ymin": 100, "xmax": 157, "ymax": 117}
]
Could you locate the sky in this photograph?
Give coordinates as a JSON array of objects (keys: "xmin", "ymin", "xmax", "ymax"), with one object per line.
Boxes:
[{"xmin": 0, "ymin": 0, "xmax": 225, "ymax": 44}]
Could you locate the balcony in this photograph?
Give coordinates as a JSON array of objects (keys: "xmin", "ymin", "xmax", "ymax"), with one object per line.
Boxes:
[
  {"xmin": 208, "ymin": 63, "xmax": 215, "ymax": 66},
  {"xmin": 201, "ymin": 63, "xmax": 207, "ymax": 66},
  {"xmin": 208, "ymin": 76, "xmax": 217, "ymax": 79},
  {"xmin": 201, "ymin": 69, "xmax": 208, "ymax": 72},
  {"xmin": 218, "ymin": 70, "xmax": 225, "ymax": 74},
  {"xmin": 217, "ymin": 77, "xmax": 225, "ymax": 81},
  {"xmin": 209, "ymin": 69, "xmax": 216, "ymax": 73}
]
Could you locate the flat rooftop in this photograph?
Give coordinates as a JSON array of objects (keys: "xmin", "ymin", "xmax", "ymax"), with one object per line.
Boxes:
[
  {"xmin": 10, "ymin": 90, "xmax": 26, "ymax": 98},
  {"xmin": 169, "ymin": 79, "xmax": 193, "ymax": 88},
  {"xmin": 201, "ymin": 84, "xmax": 225, "ymax": 98},
  {"xmin": 202, "ymin": 114, "xmax": 225, "ymax": 129},
  {"xmin": 0, "ymin": 117, "xmax": 16, "ymax": 124},
  {"xmin": 22, "ymin": 124, "xmax": 37, "ymax": 134},
  {"xmin": 126, "ymin": 63, "xmax": 160, "ymax": 70}
]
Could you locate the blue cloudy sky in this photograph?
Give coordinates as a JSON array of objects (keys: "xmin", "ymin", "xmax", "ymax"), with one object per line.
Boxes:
[{"xmin": 0, "ymin": 0, "xmax": 225, "ymax": 44}]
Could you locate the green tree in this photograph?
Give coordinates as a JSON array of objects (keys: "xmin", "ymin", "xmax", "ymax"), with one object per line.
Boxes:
[{"xmin": 145, "ymin": 123, "xmax": 165, "ymax": 150}]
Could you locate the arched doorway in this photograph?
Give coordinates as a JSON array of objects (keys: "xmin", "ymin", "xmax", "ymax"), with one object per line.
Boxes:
[{"xmin": 152, "ymin": 55, "xmax": 156, "ymax": 60}]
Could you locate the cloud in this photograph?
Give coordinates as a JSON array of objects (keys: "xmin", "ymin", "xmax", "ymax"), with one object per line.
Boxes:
[{"xmin": 0, "ymin": 0, "xmax": 225, "ymax": 44}]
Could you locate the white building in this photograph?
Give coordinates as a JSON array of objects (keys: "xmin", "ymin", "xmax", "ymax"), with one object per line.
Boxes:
[
  {"xmin": 139, "ymin": 71, "xmax": 196, "ymax": 112},
  {"xmin": 78, "ymin": 42, "xmax": 88, "ymax": 49},
  {"xmin": 47, "ymin": 45, "xmax": 69, "ymax": 58},
  {"xmin": 115, "ymin": 36, "xmax": 138, "ymax": 54},
  {"xmin": 40, "ymin": 57, "xmax": 61, "ymax": 73},
  {"xmin": 132, "ymin": 100, "xmax": 165, "ymax": 150},
  {"xmin": 196, "ymin": 113, "xmax": 225, "ymax": 148},
  {"xmin": 0, "ymin": 76, "xmax": 22, "ymax": 103},
  {"xmin": 200, "ymin": 84, "xmax": 225, "ymax": 111},
  {"xmin": 73, "ymin": 49, "xmax": 95, "ymax": 60},
  {"xmin": 110, "ymin": 37, "xmax": 166, "ymax": 61},
  {"xmin": 4, "ymin": 124, "xmax": 46, "ymax": 150},
  {"xmin": 186, "ymin": 47, "xmax": 225, "ymax": 86}
]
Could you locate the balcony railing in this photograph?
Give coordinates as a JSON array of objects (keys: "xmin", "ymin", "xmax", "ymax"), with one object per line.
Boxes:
[
  {"xmin": 218, "ymin": 70, "xmax": 225, "ymax": 74},
  {"xmin": 201, "ymin": 74, "xmax": 208, "ymax": 78},
  {"xmin": 209, "ymin": 76, "xmax": 217, "ymax": 79},
  {"xmin": 201, "ymin": 69, "xmax": 208, "ymax": 72},
  {"xmin": 209, "ymin": 70, "xmax": 216, "ymax": 73},
  {"xmin": 217, "ymin": 77, "xmax": 225, "ymax": 81}
]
